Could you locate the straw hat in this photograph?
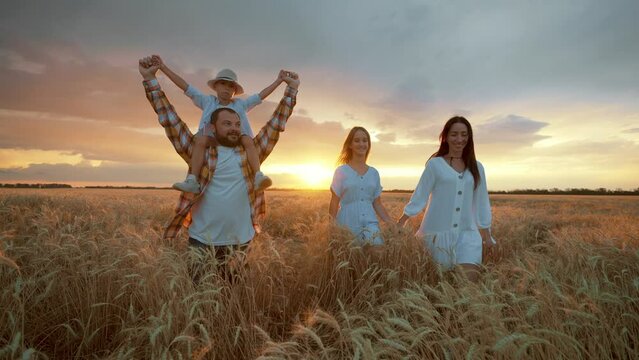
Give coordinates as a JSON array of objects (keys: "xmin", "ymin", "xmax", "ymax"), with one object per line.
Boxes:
[{"xmin": 207, "ymin": 68, "xmax": 244, "ymax": 95}]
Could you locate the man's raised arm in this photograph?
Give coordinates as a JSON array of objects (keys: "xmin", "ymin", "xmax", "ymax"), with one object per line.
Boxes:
[
  {"xmin": 252, "ymin": 71, "xmax": 300, "ymax": 163},
  {"xmin": 139, "ymin": 56, "xmax": 194, "ymax": 165}
]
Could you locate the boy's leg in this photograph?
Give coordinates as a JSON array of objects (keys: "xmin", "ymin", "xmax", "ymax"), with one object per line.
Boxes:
[
  {"xmin": 173, "ymin": 134, "xmax": 213, "ymax": 193},
  {"xmin": 190, "ymin": 134, "xmax": 212, "ymax": 178},
  {"xmin": 241, "ymin": 135, "xmax": 272, "ymax": 191}
]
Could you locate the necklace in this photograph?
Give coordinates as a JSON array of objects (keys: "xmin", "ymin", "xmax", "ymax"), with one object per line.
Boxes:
[{"xmin": 446, "ymin": 155, "xmax": 462, "ymax": 165}]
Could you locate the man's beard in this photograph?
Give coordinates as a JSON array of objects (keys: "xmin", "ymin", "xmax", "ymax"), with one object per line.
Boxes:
[{"xmin": 215, "ymin": 131, "xmax": 240, "ymax": 147}]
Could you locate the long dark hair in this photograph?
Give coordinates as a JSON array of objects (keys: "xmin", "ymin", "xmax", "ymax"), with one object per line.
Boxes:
[
  {"xmin": 430, "ymin": 116, "xmax": 480, "ymax": 189},
  {"xmin": 337, "ymin": 127, "xmax": 371, "ymax": 165}
]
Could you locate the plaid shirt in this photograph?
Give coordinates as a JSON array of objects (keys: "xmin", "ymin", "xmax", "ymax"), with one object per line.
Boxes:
[{"xmin": 143, "ymin": 78, "xmax": 297, "ymax": 240}]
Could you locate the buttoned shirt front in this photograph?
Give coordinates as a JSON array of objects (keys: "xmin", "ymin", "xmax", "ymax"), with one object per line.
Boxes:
[
  {"xmin": 403, "ymin": 157, "xmax": 492, "ymax": 236},
  {"xmin": 331, "ymin": 164, "xmax": 384, "ymax": 244}
]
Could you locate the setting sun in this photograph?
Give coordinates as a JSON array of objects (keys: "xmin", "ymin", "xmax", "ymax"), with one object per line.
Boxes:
[
  {"xmin": 297, "ymin": 164, "xmax": 333, "ymax": 188},
  {"xmin": 264, "ymin": 163, "xmax": 334, "ymax": 189}
]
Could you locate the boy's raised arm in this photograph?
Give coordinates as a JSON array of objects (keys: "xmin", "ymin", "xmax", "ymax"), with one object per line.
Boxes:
[
  {"xmin": 258, "ymin": 70, "xmax": 287, "ymax": 100},
  {"xmin": 139, "ymin": 56, "xmax": 194, "ymax": 165},
  {"xmin": 139, "ymin": 56, "xmax": 160, "ymax": 82},
  {"xmin": 153, "ymin": 54, "xmax": 209, "ymax": 110},
  {"xmin": 153, "ymin": 55, "xmax": 189, "ymax": 92}
]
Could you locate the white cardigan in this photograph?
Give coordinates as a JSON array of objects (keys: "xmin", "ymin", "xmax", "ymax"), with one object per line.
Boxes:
[{"xmin": 403, "ymin": 157, "xmax": 492, "ymax": 237}]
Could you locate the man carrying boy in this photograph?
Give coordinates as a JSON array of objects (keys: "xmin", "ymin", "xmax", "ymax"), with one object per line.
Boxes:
[
  {"xmin": 152, "ymin": 55, "xmax": 285, "ymax": 194},
  {"xmin": 138, "ymin": 56, "xmax": 299, "ymax": 265}
]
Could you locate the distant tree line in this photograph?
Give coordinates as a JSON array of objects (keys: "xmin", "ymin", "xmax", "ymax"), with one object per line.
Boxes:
[
  {"xmin": 385, "ymin": 188, "xmax": 639, "ymax": 195},
  {"xmin": 2, "ymin": 183, "xmax": 638, "ymax": 195},
  {"xmin": 84, "ymin": 185, "xmax": 171, "ymax": 190},
  {"xmin": 488, "ymin": 188, "xmax": 639, "ymax": 195},
  {"xmin": 0, "ymin": 183, "xmax": 72, "ymax": 188}
]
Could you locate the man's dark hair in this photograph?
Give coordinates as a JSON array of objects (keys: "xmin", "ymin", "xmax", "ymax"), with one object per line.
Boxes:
[{"xmin": 210, "ymin": 107, "xmax": 239, "ymax": 125}]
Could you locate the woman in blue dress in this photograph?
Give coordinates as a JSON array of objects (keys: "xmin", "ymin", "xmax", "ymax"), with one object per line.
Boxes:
[{"xmin": 329, "ymin": 127, "xmax": 393, "ymax": 245}]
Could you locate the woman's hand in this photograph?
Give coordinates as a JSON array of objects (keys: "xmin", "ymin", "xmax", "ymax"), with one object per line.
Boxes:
[
  {"xmin": 480, "ymin": 228, "xmax": 500, "ymax": 261},
  {"xmin": 397, "ymin": 214, "xmax": 409, "ymax": 227}
]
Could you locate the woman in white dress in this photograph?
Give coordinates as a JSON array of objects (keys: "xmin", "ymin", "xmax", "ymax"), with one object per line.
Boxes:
[
  {"xmin": 397, "ymin": 116, "xmax": 496, "ymax": 281},
  {"xmin": 329, "ymin": 127, "xmax": 393, "ymax": 245}
]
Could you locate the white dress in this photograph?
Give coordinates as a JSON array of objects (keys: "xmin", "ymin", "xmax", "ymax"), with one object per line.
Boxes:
[
  {"xmin": 403, "ymin": 157, "xmax": 492, "ymax": 268},
  {"xmin": 331, "ymin": 164, "xmax": 384, "ymax": 245}
]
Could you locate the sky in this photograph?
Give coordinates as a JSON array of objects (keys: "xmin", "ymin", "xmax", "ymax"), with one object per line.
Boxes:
[{"xmin": 1, "ymin": 0, "xmax": 638, "ymax": 190}]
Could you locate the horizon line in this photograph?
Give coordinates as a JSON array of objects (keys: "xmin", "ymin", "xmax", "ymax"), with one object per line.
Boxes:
[{"xmin": 1, "ymin": 183, "xmax": 638, "ymax": 193}]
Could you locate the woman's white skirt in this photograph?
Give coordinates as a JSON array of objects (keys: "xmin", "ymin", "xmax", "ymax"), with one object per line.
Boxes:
[{"xmin": 420, "ymin": 229, "xmax": 482, "ymax": 269}]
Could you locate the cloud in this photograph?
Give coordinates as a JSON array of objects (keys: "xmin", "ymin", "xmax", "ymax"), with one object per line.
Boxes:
[
  {"xmin": 1, "ymin": 1, "xmax": 638, "ymax": 189},
  {"xmin": 0, "ymin": 108, "xmax": 176, "ymax": 164},
  {"xmin": 0, "ymin": 49, "xmax": 45, "ymax": 74},
  {"xmin": 487, "ymin": 138, "xmax": 639, "ymax": 173},
  {"xmin": 0, "ymin": 40, "xmax": 236, "ymax": 132},
  {"xmin": 0, "ymin": 1, "xmax": 323, "ymax": 71},
  {"xmin": 2, "ymin": 0, "xmax": 638, "ymax": 104},
  {"xmin": 369, "ymin": 142, "xmax": 434, "ymax": 167},
  {"xmin": 377, "ymin": 75, "xmax": 435, "ymax": 112},
  {"xmin": 0, "ymin": 161, "xmax": 323, "ymax": 189},
  {"xmin": 0, "ymin": 161, "xmax": 184, "ymax": 185},
  {"xmin": 404, "ymin": 124, "xmax": 443, "ymax": 143},
  {"xmin": 245, "ymin": 104, "xmax": 347, "ymax": 164},
  {"xmin": 376, "ymin": 132, "xmax": 396, "ymax": 143},
  {"xmin": 545, "ymin": 139, "xmax": 639, "ymax": 160},
  {"xmin": 344, "ymin": 112, "xmax": 357, "ymax": 120},
  {"xmin": 475, "ymin": 114, "xmax": 549, "ymax": 145},
  {"xmin": 249, "ymin": 103, "xmax": 435, "ymax": 167}
]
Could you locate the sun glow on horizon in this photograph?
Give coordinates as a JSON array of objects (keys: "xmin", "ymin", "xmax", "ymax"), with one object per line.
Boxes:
[
  {"xmin": 0, "ymin": 149, "xmax": 85, "ymax": 168},
  {"xmin": 263, "ymin": 163, "xmax": 334, "ymax": 189}
]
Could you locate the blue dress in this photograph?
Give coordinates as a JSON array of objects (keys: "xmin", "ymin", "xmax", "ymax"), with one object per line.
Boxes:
[{"xmin": 331, "ymin": 164, "xmax": 383, "ymax": 245}]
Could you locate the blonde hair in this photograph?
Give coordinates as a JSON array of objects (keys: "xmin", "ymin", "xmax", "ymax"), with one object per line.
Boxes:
[{"xmin": 337, "ymin": 127, "xmax": 371, "ymax": 165}]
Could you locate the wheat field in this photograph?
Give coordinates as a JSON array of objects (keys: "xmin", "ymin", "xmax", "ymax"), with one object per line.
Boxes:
[{"xmin": 1, "ymin": 189, "xmax": 638, "ymax": 359}]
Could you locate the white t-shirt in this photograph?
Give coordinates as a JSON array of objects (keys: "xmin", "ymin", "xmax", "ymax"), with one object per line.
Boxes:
[
  {"xmin": 188, "ymin": 146, "xmax": 255, "ymax": 246},
  {"xmin": 185, "ymin": 84, "xmax": 262, "ymax": 137}
]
